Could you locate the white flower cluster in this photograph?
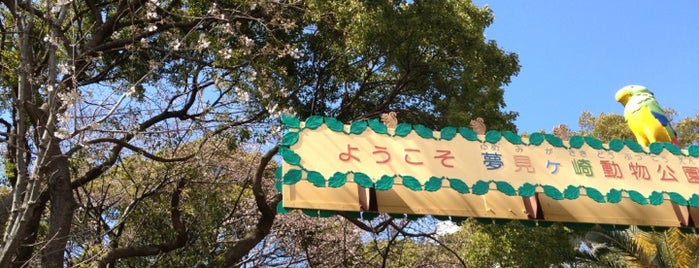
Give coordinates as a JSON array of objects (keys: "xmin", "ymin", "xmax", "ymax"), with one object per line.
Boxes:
[
  {"xmin": 57, "ymin": 63, "xmax": 74, "ymax": 75},
  {"xmin": 218, "ymin": 48, "xmax": 233, "ymax": 59},
  {"xmin": 279, "ymin": 44, "xmax": 303, "ymax": 59},
  {"xmin": 196, "ymin": 34, "xmax": 210, "ymax": 51},
  {"xmin": 234, "ymin": 86, "xmax": 250, "ymax": 103},
  {"xmin": 239, "ymin": 35, "xmax": 254, "ymax": 55},
  {"xmin": 51, "ymin": 0, "xmax": 72, "ymax": 13},
  {"xmin": 145, "ymin": 0, "xmax": 160, "ymax": 32},
  {"xmin": 57, "ymin": 89, "xmax": 81, "ymax": 108},
  {"xmin": 171, "ymin": 39, "xmax": 181, "ymax": 51}
]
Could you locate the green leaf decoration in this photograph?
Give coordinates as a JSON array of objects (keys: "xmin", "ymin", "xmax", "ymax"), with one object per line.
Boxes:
[
  {"xmin": 407, "ymin": 214, "xmax": 421, "ymax": 220},
  {"xmin": 304, "ymin": 116, "xmax": 324, "ymax": 129},
  {"xmin": 627, "ymin": 190, "xmax": 648, "ymax": 205},
  {"xmin": 543, "ymin": 185, "xmax": 563, "ymax": 200},
  {"xmin": 414, "ymin": 124, "xmax": 434, "ymax": 139},
  {"xmin": 563, "ymin": 222, "xmax": 596, "ymax": 231},
  {"xmin": 485, "ymin": 130, "xmax": 502, "ymax": 144},
  {"xmin": 448, "ymin": 178, "xmax": 469, "ymax": 194},
  {"xmin": 303, "ymin": 209, "xmax": 334, "ymax": 218},
  {"xmin": 649, "ymin": 191, "xmax": 664, "ymax": 205},
  {"xmin": 376, "ymin": 175, "xmax": 395, "ymax": 190},
  {"xmin": 368, "ymin": 119, "xmax": 388, "ymax": 134},
  {"xmin": 472, "ymin": 180, "xmax": 490, "ymax": 195},
  {"xmin": 390, "ymin": 213, "xmax": 407, "ymax": 219},
  {"xmin": 434, "ymin": 215, "xmax": 450, "ymax": 221},
  {"xmin": 569, "ymin": 136, "xmax": 584, "ymax": 149},
  {"xmin": 563, "ymin": 185, "xmax": 580, "ymax": 200},
  {"xmin": 536, "ymin": 221, "xmax": 554, "ymax": 227},
  {"xmin": 608, "ymin": 139, "xmax": 625, "ymax": 152},
  {"xmin": 625, "ymin": 139, "xmax": 645, "ymax": 153},
  {"xmin": 664, "ymin": 142, "xmax": 682, "ymax": 155},
  {"xmin": 459, "ymin": 127, "xmax": 479, "ymax": 141},
  {"xmin": 274, "ymin": 166, "xmax": 282, "ymax": 179},
  {"xmin": 280, "ymin": 147, "xmax": 301, "ymax": 165},
  {"xmin": 343, "ymin": 212, "xmax": 361, "ymax": 219},
  {"xmin": 318, "ymin": 210, "xmax": 335, "ymax": 218},
  {"xmin": 328, "ymin": 172, "xmax": 347, "ymax": 188},
  {"xmin": 502, "ymin": 131, "xmax": 523, "ymax": 145},
  {"xmin": 495, "ymin": 181, "xmax": 516, "ymax": 196},
  {"xmin": 306, "ymin": 171, "xmax": 325, "ymax": 187},
  {"xmin": 648, "ymin": 142, "xmax": 664, "ymax": 155},
  {"xmin": 585, "ymin": 187, "xmax": 605, "ymax": 203},
  {"xmin": 280, "ymin": 114, "xmax": 300, "ymax": 128},
  {"xmin": 689, "ymin": 194, "xmax": 699, "ymax": 207},
  {"xmin": 395, "ymin": 123, "xmax": 413, "ymax": 137},
  {"xmin": 440, "ymin": 127, "xmax": 457, "ymax": 140},
  {"xmin": 362, "ymin": 212, "xmax": 379, "ymax": 221},
  {"xmin": 584, "ymin": 136, "xmax": 603, "ymax": 149},
  {"xmin": 275, "ymin": 178, "xmax": 282, "ymax": 192},
  {"xmin": 688, "ymin": 145, "xmax": 699, "ymax": 157},
  {"xmin": 280, "ymin": 132, "xmax": 299, "ymax": 146},
  {"xmin": 401, "ymin": 175, "xmax": 422, "ymax": 191},
  {"xmin": 283, "ymin": 169, "xmax": 302, "ymax": 185},
  {"xmin": 424, "ymin": 176, "xmax": 443, "ymax": 192},
  {"xmin": 325, "ymin": 117, "xmax": 345, "ymax": 132},
  {"xmin": 668, "ymin": 192, "xmax": 687, "ymax": 205},
  {"xmin": 518, "ymin": 183, "xmax": 537, "ymax": 197},
  {"xmin": 353, "ymin": 172, "xmax": 373, "ymax": 188},
  {"xmin": 607, "ymin": 189, "xmax": 622, "ymax": 203},
  {"xmin": 528, "ymin": 133, "xmax": 544, "ymax": 145},
  {"xmin": 545, "ymin": 134, "xmax": 564, "ymax": 148},
  {"xmin": 349, "ymin": 120, "xmax": 368, "ymax": 134}
]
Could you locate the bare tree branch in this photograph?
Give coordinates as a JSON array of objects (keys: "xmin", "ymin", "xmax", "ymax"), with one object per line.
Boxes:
[
  {"xmin": 96, "ymin": 177, "xmax": 189, "ymax": 267},
  {"xmin": 224, "ymin": 145, "xmax": 281, "ymax": 266}
]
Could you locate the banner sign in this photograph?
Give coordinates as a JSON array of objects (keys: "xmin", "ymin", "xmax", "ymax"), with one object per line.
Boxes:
[{"xmin": 279, "ymin": 116, "xmax": 699, "ymax": 228}]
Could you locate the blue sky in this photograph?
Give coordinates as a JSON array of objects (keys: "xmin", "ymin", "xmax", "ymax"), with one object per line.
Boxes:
[{"xmin": 471, "ymin": 0, "xmax": 699, "ymax": 134}]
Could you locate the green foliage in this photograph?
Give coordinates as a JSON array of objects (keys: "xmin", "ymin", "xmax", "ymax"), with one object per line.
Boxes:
[
  {"xmin": 456, "ymin": 221, "xmax": 578, "ymax": 268},
  {"xmin": 577, "ymin": 111, "xmax": 634, "ymax": 142},
  {"xmin": 293, "ymin": 0, "xmax": 519, "ymax": 130},
  {"xmin": 676, "ymin": 113, "xmax": 699, "ymax": 146},
  {"xmin": 578, "ymin": 226, "xmax": 699, "ymax": 267},
  {"xmin": 1, "ymin": 0, "xmax": 523, "ymax": 266},
  {"xmin": 578, "ymin": 110, "xmax": 699, "ymax": 147}
]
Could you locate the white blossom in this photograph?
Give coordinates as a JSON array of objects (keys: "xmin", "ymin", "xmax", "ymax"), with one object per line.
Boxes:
[
  {"xmin": 127, "ymin": 86, "xmax": 138, "ymax": 97},
  {"xmin": 218, "ymin": 48, "xmax": 233, "ymax": 59},
  {"xmin": 140, "ymin": 38, "xmax": 150, "ymax": 47},
  {"xmin": 223, "ymin": 23, "xmax": 234, "ymax": 34},
  {"xmin": 239, "ymin": 35, "xmax": 254, "ymax": 48},
  {"xmin": 266, "ymin": 103, "xmax": 279, "ymax": 116},
  {"xmin": 57, "ymin": 63, "xmax": 71, "ymax": 75},
  {"xmin": 208, "ymin": 3, "xmax": 219, "ymax": 16},
  {"xmin": 57, "ymin": 90, "xmax": 81, "ymax": 107},
  {"xmin": 146, "ymin": 10, "xmax": 158, "ymax": 20},
  {"xmin": 248, "ymin": 70, "xmax": 257, "ymax": 81},
  {"xmin": 235, "ymin": 86, "xmax": 250, "ymax": 103},
  {"xmin": 54, "ymin": 128, "xmax": 70, "ymax": 139},
  {"xmin": 56, "ymin": 112, "xmax": 70, "ymax": 124},
  {"xmin": 171, "ymin": 39, "xmax": 181, "ymax": 51},
  {"xmin": 196, "ymin": 34, "xmax": 210, "ymax": 50},
  {"xmin": 145, "ymin": 24, "xmax": 158, "ymax": 32}
]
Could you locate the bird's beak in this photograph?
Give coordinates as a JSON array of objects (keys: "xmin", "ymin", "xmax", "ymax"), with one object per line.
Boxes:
[{"xmin": 615, "ymin": 88, "xmax": 630, "ymax": 106}]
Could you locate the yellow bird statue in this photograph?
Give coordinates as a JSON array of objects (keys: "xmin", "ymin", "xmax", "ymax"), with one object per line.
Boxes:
[{"xmin": 615, "ymin": 85, "xmax": 680, "ymax": 147}]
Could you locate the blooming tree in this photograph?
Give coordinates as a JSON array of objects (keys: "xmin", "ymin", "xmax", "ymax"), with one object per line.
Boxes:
[{"xmin": 0, "ymin": 0, "xmax": 521, "ymax": 266}]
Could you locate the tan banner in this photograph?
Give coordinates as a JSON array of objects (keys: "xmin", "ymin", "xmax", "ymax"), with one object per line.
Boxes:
[{"xmin": 280, "ymin": 117, "xmax": 699, "ymax": 228}]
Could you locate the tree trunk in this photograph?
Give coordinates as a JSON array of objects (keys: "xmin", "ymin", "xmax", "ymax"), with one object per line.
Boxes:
[{"xmin": 41, "ymin": 143, "xmax": 76, "ymax": 268}]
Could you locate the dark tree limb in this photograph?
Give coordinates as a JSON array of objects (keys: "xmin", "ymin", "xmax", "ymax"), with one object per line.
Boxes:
[
  {"xmin": 96, "ymin": 178, "xmax": 189, "ymax": 268},
  {"xmin": 223, "ymin": 146, "xmax": 280, "ymax": 266}
]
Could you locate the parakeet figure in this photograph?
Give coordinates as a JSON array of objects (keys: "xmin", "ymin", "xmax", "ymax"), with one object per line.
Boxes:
[{"xmin": 615, "ymin": 85, "xmax": 680, "ymax": 147}]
